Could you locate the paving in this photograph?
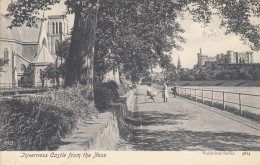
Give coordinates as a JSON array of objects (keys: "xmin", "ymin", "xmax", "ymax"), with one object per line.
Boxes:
[{"xmin": 125, "ymin": 85, "xmax": 260, "ymax": 151}]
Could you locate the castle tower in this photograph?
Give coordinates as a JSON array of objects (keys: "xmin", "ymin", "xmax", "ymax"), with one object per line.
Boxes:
[
  {"xmin": 197, "ymin": 48, "xmax": 202, "ymax": 67},
  {"xmin": 47, "ymin": 15, "xmax": 69, "ymax": 58}
]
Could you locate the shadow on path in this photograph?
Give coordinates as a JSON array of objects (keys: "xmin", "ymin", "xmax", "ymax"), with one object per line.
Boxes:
[
  {"xmin": 125, "ymin": 111, "xmax": 187, "ymax": 126},
  {"xmin": 126, "ymin": 129, "xmax": 260, "ymax": 151}
]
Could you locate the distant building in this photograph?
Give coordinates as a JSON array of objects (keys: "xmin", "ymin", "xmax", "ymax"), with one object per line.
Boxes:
[
  {"xmin": 197, "ymin": 48, "xmax": 253, "ymax": 67},
  {"xmin": 177, "ymin": 56, "xmax": 181, "ymax": 71},
  {"xmin": 0, "ymin": 14, "xmax": 69, "ymax": 86},
  {"xmin": 197, "ymin": 48, "xmax": 216, "ymax": 67},
  {"xmin": 216, "ymin": 51, "xmax": 253, "ymax": 64}
]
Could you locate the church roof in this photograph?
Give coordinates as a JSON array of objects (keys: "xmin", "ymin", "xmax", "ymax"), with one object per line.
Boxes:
[
  {"xmin": 0, "ymin": 14, "xmax": 41, "ymax": 43},
  {"xmin": 34, "ymin": 45, "xmax": 55, "ymax": 63},
  {"xmin": 0, "ymin": 14, "xmax": 22, "ymax": 42}
]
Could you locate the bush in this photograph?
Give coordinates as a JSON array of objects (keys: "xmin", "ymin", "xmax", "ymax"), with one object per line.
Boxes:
[
  {"xmin": 0, "ymin": 86, "xmax": 96, "ymax": 151},
  {"xmin": 118, "ymin": 81, "xmax": 131, "ymax": 96},
  {"xmin": 94, "ymin": 81, "xmax": 119, "ymax": 112}
]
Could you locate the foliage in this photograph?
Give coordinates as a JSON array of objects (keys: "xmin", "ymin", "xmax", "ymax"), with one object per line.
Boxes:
[
  {"xmin": 179, "ymin": 0, "xmax": 260, "ymax": 51},
  {"xmin": 40, "ymin": 38, "xmax": 71, "ymax": 86},
  {"xmin": 94, "ymin": 0, "xmax": 185, "ymax": 81},
  {"xmin": 56, "ymin": 37, "xmax": 71, "ymax": 63},
  {"xmin": 0, "ymin": 58, "xmax": 7, "ymax": 72},
  {"xmin": 41, "ymin": 64, "xmax": 59, "ymax": 82},
  {"xmin": 94, "ymin": 81, "xmax": 119, "ymax": 112},
  {"xmin": 0, "ymin": 86, "xmax": 96, "ymax": 151},
  {"xmin": 179, "ymin": 64, "xmax": 260, "ymax": 81},
  {"xmin": 6, "ymin": 0, "xmax": 260, "ymax": 90},
  {"xmin": 118, "ymin": 83, "xmax": 131, "ymax": 96},
  {"xmin": 180, "ymin": 73, "xmax": 195, "ymax": 81}
]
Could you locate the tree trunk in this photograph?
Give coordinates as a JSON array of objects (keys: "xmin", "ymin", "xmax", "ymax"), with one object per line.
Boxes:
[{"xmin": 65, "ymin": 6, "xmax": 98, "ymax": 102}]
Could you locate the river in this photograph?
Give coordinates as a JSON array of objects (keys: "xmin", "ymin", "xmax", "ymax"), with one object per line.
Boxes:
[{"xmin": 177, "ymin": 86, "xmax": 260, "ymax": 115}]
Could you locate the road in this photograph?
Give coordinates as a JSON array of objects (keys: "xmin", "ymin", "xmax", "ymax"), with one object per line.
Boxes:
[{"xmin": 123, "ymin": 85, "xmax": 260, "ymax": 151}]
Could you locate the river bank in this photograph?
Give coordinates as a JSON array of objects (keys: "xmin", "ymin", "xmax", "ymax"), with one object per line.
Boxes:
[{"xmin": 169, "ymin": 80, "xmax": 260, "ymax": 87}]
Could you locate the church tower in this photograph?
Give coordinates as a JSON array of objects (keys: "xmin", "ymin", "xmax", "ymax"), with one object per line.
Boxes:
[{"xmin": 47, "ymin": 15, "xmax": 69, "ymax": 59}]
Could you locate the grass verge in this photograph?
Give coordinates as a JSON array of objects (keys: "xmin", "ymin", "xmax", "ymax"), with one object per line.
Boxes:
[{"xmin": 0, "ymin": 85, "xmax": 96, "ymax": 151}]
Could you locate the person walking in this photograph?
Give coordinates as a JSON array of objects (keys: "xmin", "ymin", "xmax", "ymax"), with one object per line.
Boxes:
[
  {"xmin": 162, "ymin": 82, "xmax": 168, "ymax": 102},
  {"xmin": 171, "ymin": 83, "xmax": 177, "ymax": 97}
]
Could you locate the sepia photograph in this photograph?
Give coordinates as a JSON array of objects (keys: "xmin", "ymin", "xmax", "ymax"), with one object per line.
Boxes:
[{"xmin": 0, "ymin": 0, "xmax": 260, "ymax": 164}]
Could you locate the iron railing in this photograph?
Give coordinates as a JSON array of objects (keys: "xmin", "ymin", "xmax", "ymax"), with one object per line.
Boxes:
[
  {"xmin": 176, "ymin": 87, "xmax": 260, "ymax": 115},
  {"xmin": 0, "ymin": 83, "xmax": 58, "ymax": 95}
]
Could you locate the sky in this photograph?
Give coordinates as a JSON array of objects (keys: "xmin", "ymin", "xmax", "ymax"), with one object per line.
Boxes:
[{"xmin": 1, "ymin": 0, "xmax": 259, "ymax": 69}]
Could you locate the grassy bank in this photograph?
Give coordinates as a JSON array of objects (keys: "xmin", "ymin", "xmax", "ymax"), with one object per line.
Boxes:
[{"xmin": 0, "ymin": 86, "xmax": 97, "ymax": 151}]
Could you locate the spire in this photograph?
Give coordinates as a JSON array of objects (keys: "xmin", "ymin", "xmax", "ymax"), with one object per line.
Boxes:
[
  {"xmin": 177, "ymin": 56, "xmax": 181, "ymax": 69},
  {"xmin": 200, "ymin": 48, "xmax": 202, "ymax": 54}
]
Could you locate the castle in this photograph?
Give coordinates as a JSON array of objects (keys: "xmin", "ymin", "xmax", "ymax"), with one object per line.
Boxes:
[
  {"xmin": 197, "ymin": 48, "xmax": 254, "ymax": 67},
  {"xmin": 0, "ymin": 14, "xmax": 69, "ymax": 86}
]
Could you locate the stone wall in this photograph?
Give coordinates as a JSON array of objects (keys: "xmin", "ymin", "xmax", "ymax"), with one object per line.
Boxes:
[{"xmin": 57, "ymin": 89, "xmax": 135, "ymax": 151}]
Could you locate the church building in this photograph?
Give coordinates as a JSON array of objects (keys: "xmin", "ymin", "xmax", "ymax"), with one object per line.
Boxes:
[{"xmin": 0, "ymin": 14, "xmax": 69, "ymax": 86}]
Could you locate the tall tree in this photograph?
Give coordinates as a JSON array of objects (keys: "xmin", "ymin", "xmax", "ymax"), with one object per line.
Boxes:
[
  {"xmin": 94, "ymin": 0, "xmax": 185, "ymax": 81},
  {"xmin": 6, "ymin": 0, "xmax": 260, "ymax": 95}
]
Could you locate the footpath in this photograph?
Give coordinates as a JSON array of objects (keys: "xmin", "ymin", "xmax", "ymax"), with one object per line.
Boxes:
[{"xmin": 128, "ymin": 85, "xmax": 260, "ymax": 150}]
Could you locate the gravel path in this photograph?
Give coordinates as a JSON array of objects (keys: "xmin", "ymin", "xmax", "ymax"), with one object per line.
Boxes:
[{"xmin": 126, "ymin": 85, "xmax": 260, "ymax": 151}]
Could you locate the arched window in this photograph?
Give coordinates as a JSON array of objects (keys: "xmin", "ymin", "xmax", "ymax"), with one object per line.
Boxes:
[
  {"xmin": 59, "ymin": 22, "xmax": 62, "ymax": 34},
  {"xmin": 4, "ymin": 48, "xmax": 9, "ymax": 65},
  {"xmin": 42, "ymin": 38, "xmax": 47, "ymax": 47},
  {"xmin": 52, "ymin": 22, "xmax": 55, "ymax": 34},
  {"xmin": 20, "ymin": 64, "xmax": 26, "ymax": 72},
  {"xmin": 56, "ymin": 22, "xmax": 58, "ymax": 34},
  {"xmin": 55, "ymin": 40, "xmax": 59, "ymax": 53}
]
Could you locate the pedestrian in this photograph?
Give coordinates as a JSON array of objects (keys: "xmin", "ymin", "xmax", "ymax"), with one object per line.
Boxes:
[
  {"xmin": 147, "ymin": 84, "xmax": 152, "ymax": 96},
  {"xmin": 162, "ymin": 82, "xmax": 168, "ymax": 102},
  {"xmin": 146, "ymin": 85, "xmax": 156, "ymax": 102},
  {"xmin": 171, "ymin": 83, "xmax": 177, "ymax": 97}
]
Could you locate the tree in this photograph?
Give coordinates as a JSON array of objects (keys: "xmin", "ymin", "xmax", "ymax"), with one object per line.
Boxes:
[
  {"xmin": 41, "ymin": 64, "xmax": 60, "ymax": 85},
  {"xmin": 56, "ymin": 37, "xmax": 71, "ymax": 65},
  {"xmin": 94, "ymin": 0, "xmax": 185, "ymax": 82},
  {"xmin": 8, "ymin": 0, "xmax": 99, "ymax": 102},
  {"xmin": 6, "ymin": 0, "xmax": 260, "ymax": 101},
  {"xmin": 179, "ymin": 0, "xmax": 260, "ymax": 51},
  {"xmin": 0, "ymin": 58, "xmax": 7, "ymax": 72}
]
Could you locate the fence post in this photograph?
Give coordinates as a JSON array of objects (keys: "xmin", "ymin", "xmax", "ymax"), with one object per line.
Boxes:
[
  {"xmin": 223, "ymin": 92, "xmax": 225, "ymax": 109},
  {"xmin": 239, "ymin": 93, "xmax": 242, "ymax": 115},
  {"xmin": 185, "ymin": 88, "xmax": 187, "ymax": 97},
  {"xmin": 195, "ymin": 89, "xmax": 197, "ymax": 101},
  {"xmin": 202, "ymin": 90, "xmax": 204, "ymax": 103},
  {"xmin": 211, "ymin": 90, "xmax": 214, "ymax": 106},
  {"xmin": 190, "ymin": 89, "xmax": 191, "ymax": 99}
]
